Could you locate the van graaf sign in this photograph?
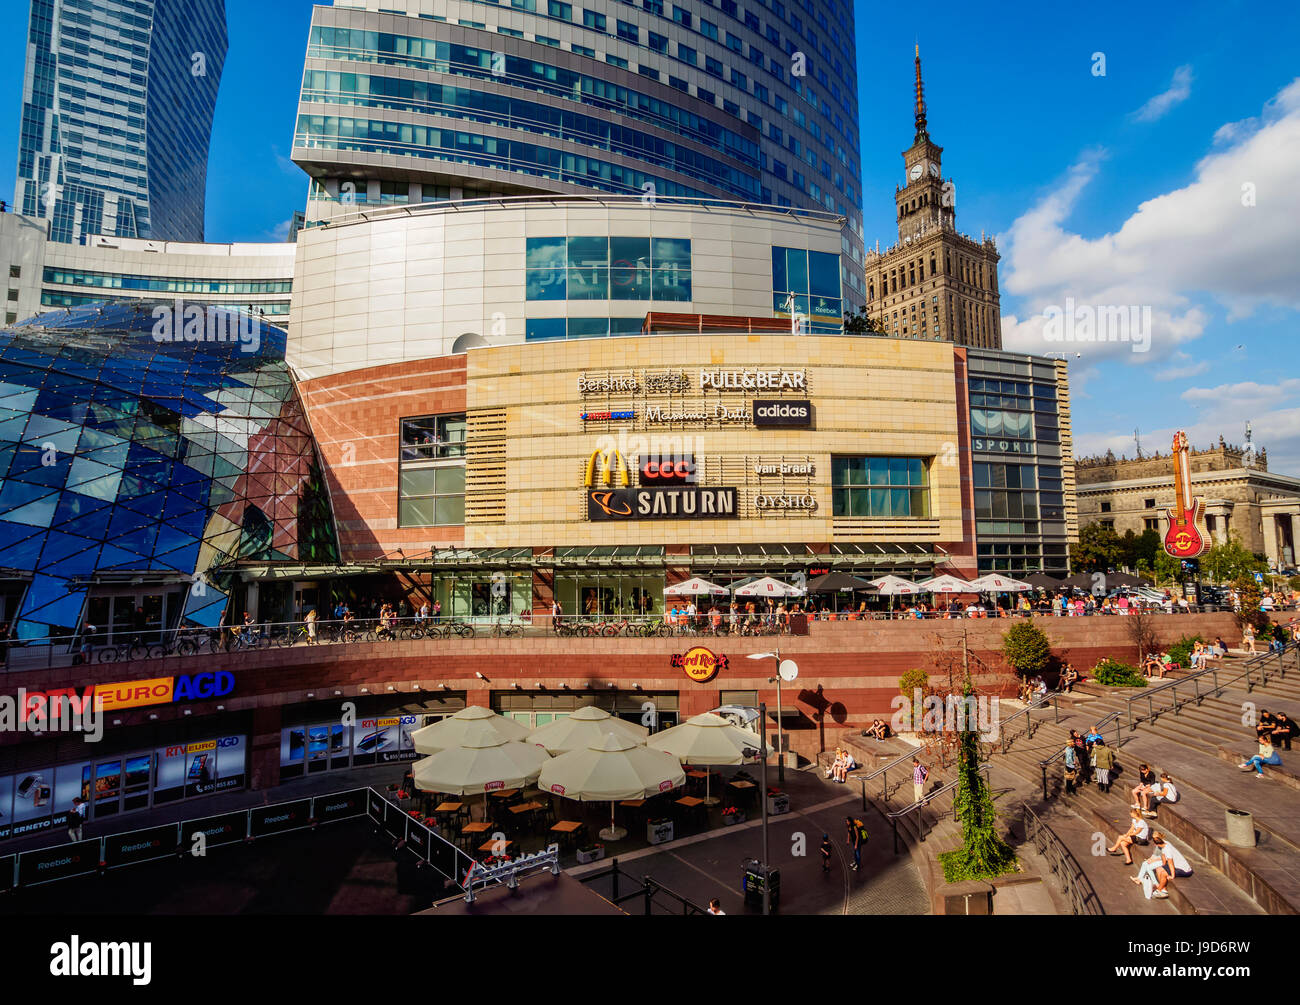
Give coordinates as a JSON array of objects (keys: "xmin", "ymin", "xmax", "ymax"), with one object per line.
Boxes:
[{"xmin": 752, "ymin": 457, "xmax": 815, "ymax": 477}]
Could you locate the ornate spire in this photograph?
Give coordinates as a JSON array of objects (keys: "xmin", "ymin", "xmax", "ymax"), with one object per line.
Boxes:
[{"xmin": 913, "ymin": 45, "xmax": 928, "ymax": 139}]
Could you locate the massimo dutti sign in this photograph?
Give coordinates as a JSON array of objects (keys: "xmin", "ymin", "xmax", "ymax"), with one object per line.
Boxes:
[
  {"xmin": 752, "ymin": 399, "xmax": 812, "ymax": 427},
  {"xmin": 588, "ymin": 486, "xmax": 738, "ymax": 521}
]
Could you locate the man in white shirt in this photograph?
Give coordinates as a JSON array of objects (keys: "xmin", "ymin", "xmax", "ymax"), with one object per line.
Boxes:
[
  {"xmin": 707, "ymin": 898, "xmax": 725, "ymax": 915},
  {"xmin": 67, "ymin": 797, "xmax": 86, "ymax": 841},
  {"xmin": 686, "ymin": 601, "xmax": 697, "ymax": 628},
  {"xmin": 1133, "ymin": 832, "xmax": 1192, "ymax": 899}
]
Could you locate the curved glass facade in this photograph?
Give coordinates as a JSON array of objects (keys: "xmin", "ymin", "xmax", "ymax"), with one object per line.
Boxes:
[
  {"xmin": 0, "ymin": 303, "xmax": 336, "ymax": 640},
  {"xmin": 292, "ymin": 1, "xmax": 864, "ymax": 304}
]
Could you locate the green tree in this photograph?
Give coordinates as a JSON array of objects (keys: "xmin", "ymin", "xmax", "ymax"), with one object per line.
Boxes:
[
  {"xmin": 1074, "ymin": 522, "xmax": 1123, "ymax": 573},
  {"xmin": 1149, "ymin": 549, "xmax": 1181, "ymax": 585},
  {"xmin": 941, "ymin": 676, "xmax": 1016, "ymax": 880},
  {"xmin": 1201, "ymin": 535, "xmax": 1268, "ymax": 584},
  {"xmin": 1233, "ymin": 574, "xmax": 1270, "ymax": 638},
  {"xmin": 897, "ymin": 668, "xmax": 929, "ymax": 731},
  {"xmin": 1133, "ymin": 529, "xmax": 1161, "ymax": 570},
  {"xmin": 1001, "ymin": 621, "xmax": 1051, "ymax": 679},
  {"xmin": 842, "ymin": 305, "xmax": 890, "ymax": 335}
]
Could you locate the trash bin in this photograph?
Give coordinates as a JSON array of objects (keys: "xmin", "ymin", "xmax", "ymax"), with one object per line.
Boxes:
[
  {"xmin": 1225, "ymin": 809, "xmax": 1255, "ymax": 847},
  {"xmin": 742, "ymin": 859, "xmax": 780, "ymax": 909}
]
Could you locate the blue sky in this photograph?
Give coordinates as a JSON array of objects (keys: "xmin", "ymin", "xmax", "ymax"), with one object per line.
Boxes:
[{"xmin": 1, "ymin": 0, "xmax": 1298, "ymax": 471}]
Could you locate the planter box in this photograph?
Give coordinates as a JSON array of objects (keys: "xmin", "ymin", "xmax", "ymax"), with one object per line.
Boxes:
[
  {"xmin": 647, "ymin": 819, "xmax": 674, "ymax": 845},
  {"xmin": 767, "ymin": 793, "xmax": 791, "ymax": 816},
  {"xmin": 722, "ymin": 812, "xmax": 746, "ymax": 826},
  {"xmin": 576, "ymin": 845, "xmax": 605, "ymax": 864}
]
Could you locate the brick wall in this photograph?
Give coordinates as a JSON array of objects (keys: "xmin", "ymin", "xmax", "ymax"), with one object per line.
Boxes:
[{"xmin": 296, "ymin": 355, "xmax": 468, "ymax": 561}]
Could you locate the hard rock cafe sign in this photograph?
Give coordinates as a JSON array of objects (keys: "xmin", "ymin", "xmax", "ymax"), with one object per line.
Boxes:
[{"xmin": 1162, "ymin": 430, "xmax": 1209, "ymax": 560}]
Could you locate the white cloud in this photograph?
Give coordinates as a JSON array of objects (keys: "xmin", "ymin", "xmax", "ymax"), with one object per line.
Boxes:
[
  {"xmin": 1154, "ymin": 354, "xmax": 1210, "ymax": 381},
  {"xmin": 1001, "ymin": 77, "xmax": 1300, "ymax": 364},
  {"xmin": 1076, "ymin": 377, "xmax": 1300, "ymax": 474},
  {"xmin": 1133, "ymin": 65, "xmax": 1194, "ymax": 123},
  {"xmin": 264, "ymin": 218, "xmax": 294, "ymax": 241}
]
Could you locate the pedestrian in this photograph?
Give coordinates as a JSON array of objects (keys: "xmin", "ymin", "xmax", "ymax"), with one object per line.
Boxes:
[
  {"xmin": 1093, "ymin": 737, "xmax": 1116, "ymax": 793},
  {"xmin": 707, "ymin": 897, "xmax": 725, "ymax": 915},
  {"xmin": 820, "ymin": 832, "xmax": 833, "ymax": 873},
  {"xmin": 1273, "ymin": 712, "xmax": 1297, "ymax": 751},
  {"xmin": 912, "ymin": 757, "xmax": 929, "ymax": 805},
  {"xmin": 1107, "ymin": 808, "xmax": 1151, "ymax": 865},
  {"xmin": 67, "ymin": 797, "xmax": 86, "ymax": 841},
  {"xmin": 304, "ymin": 606, "xmax": 318, "ymax": 644},
  {"xmin": 1063, "ymin": 740, "xmax": 1079, "ymax": 795},
  {"xmin": 845, "ymin": 815, "xmax": 866, "ymax": 871}
]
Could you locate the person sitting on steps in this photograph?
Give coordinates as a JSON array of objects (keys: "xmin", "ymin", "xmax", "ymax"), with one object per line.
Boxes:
[{"xmin": 1108, "ymin": 808, "xmax": 1151, "ymax": 865}]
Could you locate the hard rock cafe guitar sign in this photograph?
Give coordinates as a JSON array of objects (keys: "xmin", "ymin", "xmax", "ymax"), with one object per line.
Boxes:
[{"xmin": 1162, "ymin": 430, "xmax": 1209, "ymax": 560}]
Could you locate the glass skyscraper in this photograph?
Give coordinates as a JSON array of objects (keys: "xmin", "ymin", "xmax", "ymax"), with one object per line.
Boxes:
[
  {"xmin": 14, "ymin": 0, "xmax": 229, "ymax": 244},
  {"xmin": 291, "ymin": 0, "xmax": 865, "ymax": 304}
]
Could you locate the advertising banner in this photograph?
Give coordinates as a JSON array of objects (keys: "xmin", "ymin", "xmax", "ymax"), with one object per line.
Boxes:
[
  {"xmin": 0, "ymin": 775, "xmax": 11, "ymax": 840},
  {"xmin": 17, "ymin": 838, "xmax": 100, "ymax": 887},
  {"xmin": 181, "ymin": 810, "xmax": 248, "ymax": 851},
  {"xmin": 404, "ymin": 817, "xmax": 430, "ymax": 860},
  {"xmin": 313, "ymin": 789, "xmax": 367, "ymax": 824},
  {"xmin": 366, "ymin": 788, "xmax": 387, "ymax": 826},
  {"xmin": 588, "ymin": 486, "xmax": 738, "ymax": 521},
  {"xmin": 104, "ymin": 824, "xmax": 181, "ymax": 868},
  {"xmin": 752, "ymin": 399, "xmax": 812, "ymax": 427},
  {"xmin": 427, "ymin": 829, "xmax": 465, "ymax": 883},
  {"xmin": 9, "ymin": 768, "xmax": 54, "ymax": 837},
  {"xmin": 250, "ymin": 799, "xmax": 312, "ymax": 837}
]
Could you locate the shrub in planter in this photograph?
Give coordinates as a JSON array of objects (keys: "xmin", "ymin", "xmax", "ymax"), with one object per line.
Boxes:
[
  {"xmin": 721, "ymin": 806, "xmax": 746, "ymax": 825},
  {"xmin": 1166, "ymin": 634, "xmax": 1202, "ymax": 667},
  {"xmin": 1093, "ymin": 657, "xmax": 1147, "ymax": 687}
]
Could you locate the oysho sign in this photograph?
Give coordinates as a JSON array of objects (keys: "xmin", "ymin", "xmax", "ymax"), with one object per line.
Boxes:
[
  {"xmin": 700, "ymin": 369, "xmax": 806, "ymax": 392},
  {"xmin": 755, "ymin": 493, "xmax": 818, "ymax": 512}
]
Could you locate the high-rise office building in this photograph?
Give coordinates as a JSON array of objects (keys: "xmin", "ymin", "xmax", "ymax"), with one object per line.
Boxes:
[
  {"xmin": 864, "ymin": 48, "xmax": 1002, "ymax": 347},
  {"xmin": 14, "ymin": 0, "xmax": 229, "ymax": 244},
  {"xmin": 291, "ymin": 0, "xmax": 866, "ymax": 304}
]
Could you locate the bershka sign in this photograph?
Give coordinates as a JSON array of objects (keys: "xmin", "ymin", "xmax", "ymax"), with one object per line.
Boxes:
[
  {"xmin": 700, "ymin": 369, "xmax": 806, "ymax": 391},
  {"xmin": 753, "ymin": 400, "xmax": 812, "ymax": 427},
  {"xmin": 588, "ymin": 486, "xmax": 738, "ymax": 520}
]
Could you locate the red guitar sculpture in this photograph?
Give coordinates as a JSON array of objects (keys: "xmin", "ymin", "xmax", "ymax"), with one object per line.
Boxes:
[{"xmin": 1162, "ymin": 430, "xmax": 1209, "ymax": 560}]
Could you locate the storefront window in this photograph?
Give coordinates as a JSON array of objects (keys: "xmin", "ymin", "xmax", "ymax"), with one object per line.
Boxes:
[
  {"xmin": 831, "ymin": 456, "xmax": 930, "ymax": 518},
  {"xmin": 399, "ymin": 413, "xmax": 466, "ymax": 527},
  {"xmin": 555, "ymin": 572, "xmax": 663, "ymax": 617},
  {"xmin": 525, "ymin": 236, "xmax": 691, "ymax": 303}
]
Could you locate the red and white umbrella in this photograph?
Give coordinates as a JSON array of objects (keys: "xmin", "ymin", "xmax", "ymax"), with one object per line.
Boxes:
[
  {"xmin": 917, "ymin": 574, "xmax": 977, "ymax": 594},
  {"xmin": 664, "ymin": 577, "xmax": 730, "ymax": 597},
  {"xmin": 967, "ymin": 574, "xmax": 1032, "ymax": 593},
  {"xmin": 733, "ymin": 576, "xmax": 804, "ymax": 597},
  {"xmin": 869, "ymin": 575, "xmax": 921, "ymax": 596}
]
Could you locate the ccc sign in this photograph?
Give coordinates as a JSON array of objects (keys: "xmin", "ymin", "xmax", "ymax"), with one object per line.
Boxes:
[
  {"xmin": 585, "ymin": 448, "xmax": 630, "ymax": 487},
  {"xmin": 640, "ymin": 453, "xmax": 696, "ymax": 484}
]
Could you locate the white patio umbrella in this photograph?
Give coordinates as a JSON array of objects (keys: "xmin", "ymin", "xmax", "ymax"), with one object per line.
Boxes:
[
  {"xmin": 917, "ymin": 574, "xmax": 978, "ymax": 594},
  {"xmin": 664, "ymin": 577, "xmax": 729, "ymax": 596},
  {"xmin": 967, "ymin": 574, "xmax": 1032, "ymax": 593},
  {"xmin": 646, "ymin": 712, "xmax": 772, "ymax": 805},
  {"xmin": 410, "ymin": 704, "xmax": 530, "ymax": 755},
  {"xmin": 411, "ymin": 722, "xmax": 550, "ymax": 803},
  {"xmin": 539, "ymin": 732, "xmax": 685, "ymax": 840},
  {"xmin": 527, "ymin": 705, "xmax": 649, "ymax": 755},
  {"xmin": 733, "ymin": 576, "xmax": 804, "ymax": 598},
  {"xmin": 868, "ymin": 574, "xmax": 921, "ymax": 614}
]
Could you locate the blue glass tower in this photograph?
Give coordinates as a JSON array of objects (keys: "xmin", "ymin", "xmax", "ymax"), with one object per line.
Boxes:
[{"xmin": 14, "ymin": 0, "xmax": 229, "ymax": 244}]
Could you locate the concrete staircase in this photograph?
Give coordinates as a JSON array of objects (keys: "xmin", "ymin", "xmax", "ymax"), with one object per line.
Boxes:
[{"xmin": 988, "ymin": 650, "xmax": 1298, "ymax": 914}]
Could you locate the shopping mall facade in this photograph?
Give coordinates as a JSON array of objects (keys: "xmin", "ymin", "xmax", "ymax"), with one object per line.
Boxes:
[{"xmin": 0, "ymin": 0, "xmax": 1087, "ymax": 832}]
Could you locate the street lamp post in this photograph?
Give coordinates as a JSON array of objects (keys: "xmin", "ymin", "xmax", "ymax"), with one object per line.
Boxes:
[
  {"xmin": 747, "ymin": 650, "xmax": 791, "ymax": 784},
  {"xmin": 745, "ymin": 702, "xmax": 772, "ymax": 916}
]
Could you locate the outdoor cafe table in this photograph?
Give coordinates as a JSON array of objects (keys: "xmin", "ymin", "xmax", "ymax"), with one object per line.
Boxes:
[
  {"xmin": 479, "ymin": 838, "xmax": 514, "ymax": 855},
  {"xmin": 489, "ymin": 788, "xmax": 520, "ymax": 800},
  {"xmin": 674, "ymin": 794, "xmax": 706, "ymax": 826},
  {"xmin": 435, "ymin": 801, "xmax": 463, "ymax": 814},
  {"xmin": 549, "ymin": 819, "xmax": 585, "ymax": 849}
]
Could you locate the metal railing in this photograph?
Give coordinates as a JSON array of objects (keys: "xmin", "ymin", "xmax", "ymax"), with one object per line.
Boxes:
[
  {"xmin": 1123, "ymin": 640, "xmax": 1299, "ymax": 734},
  {"xmin": 578, "ymin": 857, "xmax": 708, "ymax": 915},
  {"xmin": 1038, "ymin": 712, "xmax": 1123, "ymax": 801},
  {"xmin": 884, "ymin": 763, "xmax": 991, "ymax": 854},
  {"xmin": 1021, "ymin": 803, "xmax": 1103, "ymax": 915}
]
